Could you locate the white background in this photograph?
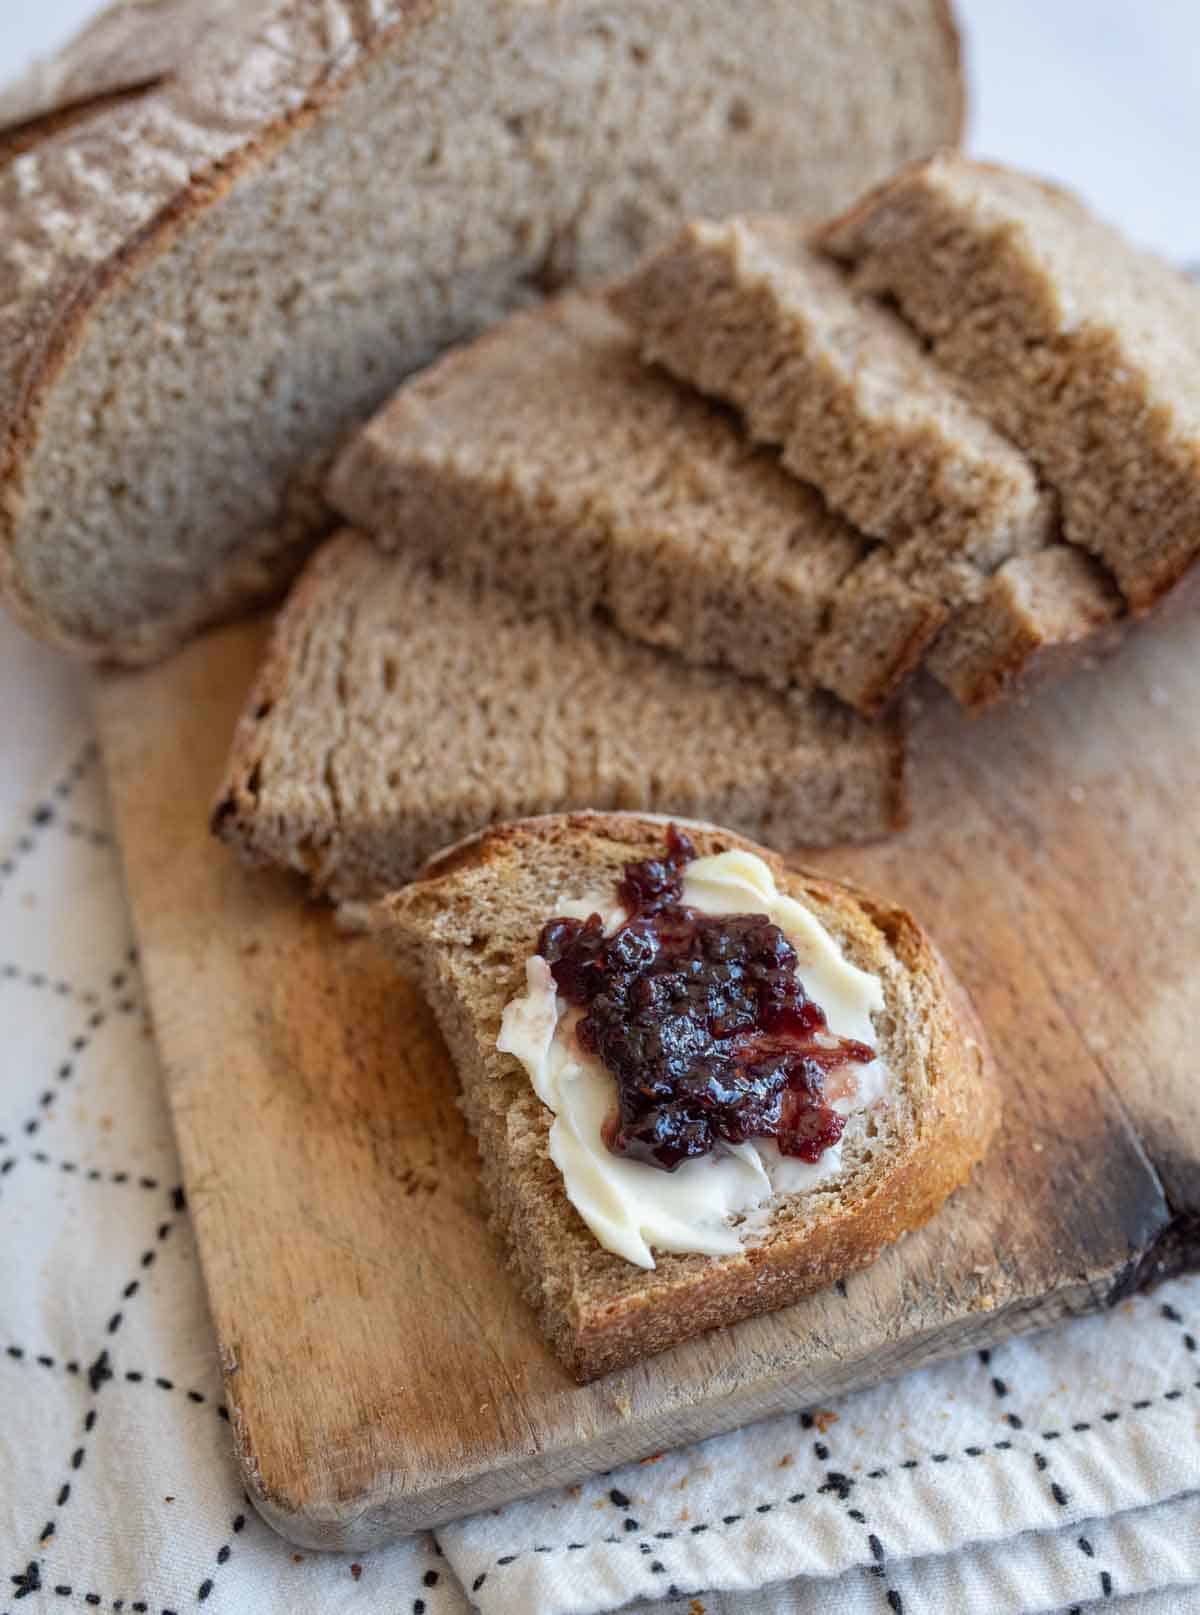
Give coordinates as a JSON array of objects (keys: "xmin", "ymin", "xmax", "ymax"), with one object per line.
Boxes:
[{"xmin": 1, "ymin": 0, "xmax": 1198, "ymax": 819}]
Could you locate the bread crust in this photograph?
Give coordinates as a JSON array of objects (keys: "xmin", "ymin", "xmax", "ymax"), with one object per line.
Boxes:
[
  {"xmin": 0, "ymin": 9, "xmax": 431, "ymax": 664},
  {"xmin": 374, "ymin": 811, "xmax": 998, "ymax": 1379},
  {"xmin": 932, "ymin": 0, "xmax": 967, "ymax": 147},
  {"xmin": 0, "ymin": 82, "xmax": 161, "ymax": 165},
  {"xmin": 209, "ymin": 532, "xmax": 357, "ymax": 875}
]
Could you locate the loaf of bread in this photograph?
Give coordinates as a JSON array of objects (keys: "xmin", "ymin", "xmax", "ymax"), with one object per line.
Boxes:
[
  {"xmin": 372, "ymin": 813, "xmax": 997, "ymax": 1378},
  {"xmin": 0, "ymin": 0, "xmax": 964, "ymax": 663},
  {"xmin": 212, "ymin": 532, "xmax": 909, "ymax": 899},
  {"xmin": 611, "ymin": 211, "xmax": 1128, "ymax": 712},
  {"xmin": 823, "ymin": 153, "xmax": 1200, "ymax": 617}
]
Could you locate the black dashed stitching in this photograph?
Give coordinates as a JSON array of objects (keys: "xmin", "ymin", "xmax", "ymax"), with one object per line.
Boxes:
[
  {"xmin": 0, "ymin": 964, "xmax": 100, "ymax": 1006},
  {"xmin": 29, "ymin": 1200, "xmax": 186, "ymax": 1557},
  {"xmin": 985, "ymin": 1347, "xmax": 1099, "ymax": 1590},
  {"xmin": 194, "ymin": 1505, "xmax": 248, "ymax": 1604},
  {"xmin": 478, "ymin": 1381, "xmax": 1199, "ymax": 1571},
  {"xmin": 0, "ymin": 743, "xmax": 97, "ymax": 899},
  {"xmin": 9, "ymin": 958, "xmax": 143, "ymax": 1139},
  {"xmin": 22, "ymin": 1153, "xmax": 162, "ymax": 1189},
  {"xmin": 60, "ymin": 818, "xmax": 113, "ymax": 848}
]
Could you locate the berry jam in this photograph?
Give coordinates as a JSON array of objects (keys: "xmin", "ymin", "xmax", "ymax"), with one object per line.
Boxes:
[{"xmin": 537, "ymin": 827, "xmax": 876, "ymax": 1171}]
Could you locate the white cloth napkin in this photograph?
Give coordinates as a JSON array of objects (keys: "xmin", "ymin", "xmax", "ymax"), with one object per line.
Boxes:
[{"xmin": 2, "ymin": 663, "xmax": 1199, "ymax": 1615}]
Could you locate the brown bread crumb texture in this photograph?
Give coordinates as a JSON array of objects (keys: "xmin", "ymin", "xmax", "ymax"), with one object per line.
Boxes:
[
  {"xmin": 213, "ymin": 532, "xmax": 909, "ymax": 901},
  {"xmin": 327, "ymin": 295, "xmax": 874, "ymax": 698},
  {"xmin": 823, "ymin": 153, "xmax": 1200, "ymax": 617},
  {"xmin": 372, "ymin": 812, "xmax": 998, "ymax": 1380}
]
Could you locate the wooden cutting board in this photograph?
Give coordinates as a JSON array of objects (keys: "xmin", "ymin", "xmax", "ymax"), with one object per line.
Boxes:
[{"xmin": 93, "ymin": 604, "xmax": 1200, "ymax": 1552}]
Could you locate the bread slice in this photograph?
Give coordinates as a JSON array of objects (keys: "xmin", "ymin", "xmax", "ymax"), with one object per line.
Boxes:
[
  {"xmin": 823, "ymin": 153, "xmax": 1200, "ymax": 615},
  {"xmin": 610, "ymin": 216, "xmax": 1053, "ymax": 569},
  {"xmin": 371, "ymin": 812, "xmax": 997, "ymax": 1379},
  {"xmin": 328, "ymin": 293, "xmax": 883, "ymax": 697},
  {"xmin": 609, "ymin": 215, "xmax": 1127, "ymax": 715},
  {"xmin": 0, "ymin": 0, "xmax": 965, "ymax": 663},
  {"xmin": 212, "ymin": 533, "xmax": 909, "ymax": 901},
  {"xmin": 927, "ymin": 546, "xmax": 1123, "ymax": 709}
]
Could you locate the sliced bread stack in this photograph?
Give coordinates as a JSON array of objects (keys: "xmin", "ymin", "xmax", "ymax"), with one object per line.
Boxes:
[
  {"xmin": 217, "ymin": 153, "xmax": 1200, "ymax": 896},
  {"xmin": 327, "ymin": 155, "xmax": 1200, "ymax": 717},
  {"xmin": 609, "ymin": 156, "xmax": 1200, "ymax": 706},
  {"xmin": 211, "ymin": 325, "xmax": 913, "ymax": 895}
]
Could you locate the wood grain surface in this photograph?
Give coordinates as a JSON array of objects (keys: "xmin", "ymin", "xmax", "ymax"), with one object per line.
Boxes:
[{"xmin": 93, "ymin": 605, "xmax": 1200, "ymax": 1550}]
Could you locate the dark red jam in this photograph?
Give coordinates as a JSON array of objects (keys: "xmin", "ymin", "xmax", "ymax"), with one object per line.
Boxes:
[{"xmin": 536, "ymin": 827, "xmax": 876, "ymax": 1171}]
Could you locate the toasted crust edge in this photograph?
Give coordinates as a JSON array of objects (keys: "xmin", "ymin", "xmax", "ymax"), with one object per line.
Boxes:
[
  {"xmin": 373, "ymin": 811, "xmax": 998, "ymax": 1380},
  {"xmin": 208, "ymin": 531, "xmax": 366, "ymax": 885}
]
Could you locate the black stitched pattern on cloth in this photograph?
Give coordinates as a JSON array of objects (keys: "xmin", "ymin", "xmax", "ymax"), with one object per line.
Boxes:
[
  {"xmin": 801, "ymin": 1407, "xmax": 905, "ymax": 1611},
  {"xmin": 192, "ymin": 1507, "xmax": 248, "ymax": 1605},
  {"xmin": 4, "ymin": 956, "xmax": 142, "ymax": 1155},
  {"xmin": 0, "ymin": 741, "xmax": 98, "ymax": 899},
  {"xmin": 466, "ymin": 1408, "xmax": 911, "ymax": 1605},
  {"xmin": 0, "ymin": 963, "xmax": 100, "ymax": 1006},
  {"xmin": 475, "ymin": 1377, "xmax": 1200, "ymax": 1573},
  {"xmin": 12, "ymin": 1199, "xmax": 188, "ymax": 1600},
  {"xmin": 980, "ymin": 1346, "xmax": 1113, "ymax": 1604}
]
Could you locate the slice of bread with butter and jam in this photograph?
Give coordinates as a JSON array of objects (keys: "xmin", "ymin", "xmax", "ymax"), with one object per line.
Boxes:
[{"xmin": 372, "ymin": 812, "xmax": 998, "ymax": 1380}]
